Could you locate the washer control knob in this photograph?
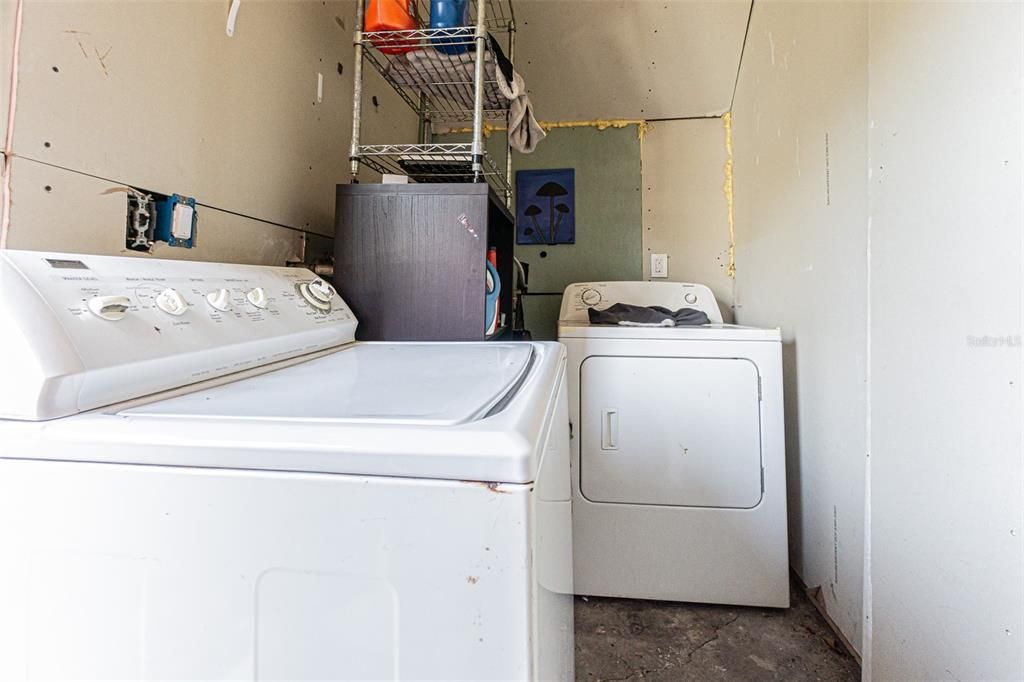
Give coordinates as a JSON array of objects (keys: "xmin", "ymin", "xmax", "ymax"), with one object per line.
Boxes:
[
  {"xmin": 581, "ymin": 288, "xmax": 602, "ymax": 306},
  {"xmin": 155, "ymin": 288, "xmax": 188, "ymax": 316},
  {"xmin": 684, "ymin": 292, "xmax": 699, "ymax": 305},
  {"xmin": 307, "ymin": 279, "xmax": 335, "ymax": 304},
  {"xmin": 298, "ymin": 279, "xmax": 334, "ymax": 312},
  {"xmin": 206, "ymin": 288, "xmax": 232, "ymax": 312},
  {"xmin": 246, "ymin": 287, "xmax": 268, "ymax": 309},
  {"xmin": 87, "ymin": 295, "xmax": 131, "ymax": 321}
]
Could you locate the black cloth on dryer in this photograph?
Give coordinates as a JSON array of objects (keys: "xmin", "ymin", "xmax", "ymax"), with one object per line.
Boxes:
[{"xmin": 587, "ymin": 303, "xmax": 711, "ymax": 327}]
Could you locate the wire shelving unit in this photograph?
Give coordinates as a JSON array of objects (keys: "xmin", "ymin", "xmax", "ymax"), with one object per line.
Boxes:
[{"xmin": 349, "ymin": 0, "xmax": 516, "ymax": 203}]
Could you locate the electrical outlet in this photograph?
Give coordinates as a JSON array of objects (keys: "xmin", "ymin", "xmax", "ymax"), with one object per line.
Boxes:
[{"xmin": 651, "ymin": 253, "xmax": 668, "ymax": 278}]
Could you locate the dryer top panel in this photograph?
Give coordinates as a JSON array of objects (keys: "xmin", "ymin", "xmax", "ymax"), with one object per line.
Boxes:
[{"xmin": 559, "ymin": 281, "xmax": 724, "ymax": 325}]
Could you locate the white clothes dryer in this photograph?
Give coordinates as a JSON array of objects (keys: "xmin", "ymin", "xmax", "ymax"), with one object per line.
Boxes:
[{"xmin": 559, "ymin": 281, "xmax": 788, "ymax": 608}]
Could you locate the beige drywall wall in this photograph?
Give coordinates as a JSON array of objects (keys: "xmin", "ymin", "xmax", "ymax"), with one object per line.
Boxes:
[
  {"xmin": 731, "ymin": 0, "xmax": 869, "ymax": 654},
  {"xmin": 732, "ymin": 2, "xmax": 1024, "ymax": 678},
  {"xmin": 2, "ymin": 0, "xmax": 417, "ymax": 264},
  {"xmin": 6, "ymin": 156, "xmax": 304, "ymax": 265},
  {"xmin": 515, "ymin": 0, "xmax": 750, "ymax": 120},
  {"xmin": 867, "ymin": 2, "xmax": 1023, "ymax": 679},
  {"xmin": 641, "ymin": 117, "xmax": 734, "ymax": 322}
]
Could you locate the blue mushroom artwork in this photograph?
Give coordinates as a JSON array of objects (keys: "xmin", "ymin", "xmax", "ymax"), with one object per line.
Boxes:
[{"xmin": 516, "ymin": 169, "xmax": 575, "ymax": 245}]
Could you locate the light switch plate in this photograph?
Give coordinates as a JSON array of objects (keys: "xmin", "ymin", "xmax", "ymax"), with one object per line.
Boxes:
[{"xmin": 651, "ymin": 253, "xmax": 668, "ymax": 278}]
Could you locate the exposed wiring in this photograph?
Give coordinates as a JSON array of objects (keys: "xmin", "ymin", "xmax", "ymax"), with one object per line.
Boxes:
[{"xmin": 0, "ymin": 0, "xmax": 24, "ymax": 250}]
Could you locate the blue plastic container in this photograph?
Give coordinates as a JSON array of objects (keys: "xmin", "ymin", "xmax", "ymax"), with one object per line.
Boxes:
[
  {"xmin": 430, "ymin": 0, "xmax": 470, "ymax": 55},
  {"xmin": 485, "ymin": 259, "xmax": 501, "ymax": 335}
]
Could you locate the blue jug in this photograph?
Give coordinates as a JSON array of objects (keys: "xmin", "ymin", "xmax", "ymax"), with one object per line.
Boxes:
[
  {"xmin": 430, "ymin": 0, "xmax": 470, "ymax": 55},
  {"xmin": 485, "ymin": 259, "xmax": 501, "ymax": 335}
]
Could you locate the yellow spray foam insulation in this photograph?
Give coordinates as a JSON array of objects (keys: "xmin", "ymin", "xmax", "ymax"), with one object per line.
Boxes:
[
  {"xmin": 723, "ymin": 112, "xmax": 736, "ymax": 279},
  {"xmin": 445, "ymin": 119, "xmax": 648, "ymax": 142}
]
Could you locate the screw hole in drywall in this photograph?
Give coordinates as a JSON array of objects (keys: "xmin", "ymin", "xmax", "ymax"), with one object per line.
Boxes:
[
  {"xmin": 539, "ymin": 251, "xmax": 547, "ymax": 259},
  {"xmin": 372, "ymin": 95, "xmax": 379, "ymax": 108},
  {"xmin": 44, "ymin": 185, "xmax": 52, "ymax": 192},
  {"xmin": 337, "ymin": 62, "xmax": 344, "ymax": 75},
  {"xmin": 51, "ymin": 66, "xmax": 59, "ymax": 73},
  {"xmin": 43, "ymin": 141, "xmax": 51, "ymax": 148}
]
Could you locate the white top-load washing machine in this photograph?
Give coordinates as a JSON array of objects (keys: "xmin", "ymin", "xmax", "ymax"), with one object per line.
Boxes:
[
  {"xmin": 0, "ymin": 250, "xmax": 574, "ymax": 682},
  {"xmin": 559, "ymin": 281, "xmax": 788, "ymax": 608}
]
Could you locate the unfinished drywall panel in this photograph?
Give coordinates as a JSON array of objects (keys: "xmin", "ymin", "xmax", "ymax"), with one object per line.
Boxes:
[
  {"xmin": 867, "ymin": 2, "xmax": 1024, "ymax": 679},
  {"xmin": 8, "ymin": 0, "xmax": 415, "ymax": 240},
  {"xmin": 641, "ymin": 118, "xmax": 733, "ymax": 322},
  {"xmin": 515, "ymin": 0, "xmax": 750, "ymax": 120},
  {"xmin": 731, "ymin": 0, "xmax": 868, "ymax": 653},
  {"xmin": 7, "ymin": 156, "xmax": 302, "ymax": 266},
  {"xmin": 511, "ymin": 125, "xmax": 643, "ymax": 339}
]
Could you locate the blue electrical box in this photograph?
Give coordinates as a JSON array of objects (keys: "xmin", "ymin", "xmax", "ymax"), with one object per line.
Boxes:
[{"xmin": 153, "ymin": 194, "xmax": 197, "ymax": 248}]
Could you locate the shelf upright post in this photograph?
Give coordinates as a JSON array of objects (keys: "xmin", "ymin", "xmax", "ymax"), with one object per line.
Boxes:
[
  {"xmin": 417, "ymin": 93, "xmax": 429, "ymax": 144},
  {"xmin": 349, "ymin": 0, "xmax": 366, "ymax": 183},
  {"xmin": 505, "ymin": 15, "xmax": 515, "ymax": 207},
  {"xmin": 470, "ymin": 0, "xmax": 489, "ymax": 183}
]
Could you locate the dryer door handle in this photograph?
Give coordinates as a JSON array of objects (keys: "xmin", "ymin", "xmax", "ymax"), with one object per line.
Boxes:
[{"xmin": 601, "ymin": 408, "xmax": 619, "ymax": 450}]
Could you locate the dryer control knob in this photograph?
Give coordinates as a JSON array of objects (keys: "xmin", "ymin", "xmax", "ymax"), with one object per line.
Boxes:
[
  {"xmin": 581, "ymin": 288, "xmax": 602, "ymax": 306},
  {"xmin": 246, "ymin": 287, "xmax": 268, "ymax": 309},
  {"xmin": 684, "ymin": 292, "xmax": 698, "ymax": 305}
]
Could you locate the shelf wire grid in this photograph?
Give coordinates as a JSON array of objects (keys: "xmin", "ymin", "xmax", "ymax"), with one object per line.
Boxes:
[
  {"xmin": 360, "ymin": 27, "xmax": 510, "ymax": 124},
  {"xmin": 356, "ymin": 142, "xmax": 511, "ymax": 196},
  {"xmin": 352, "ymin": 0, "xmax": 514, "ymax": 197}
]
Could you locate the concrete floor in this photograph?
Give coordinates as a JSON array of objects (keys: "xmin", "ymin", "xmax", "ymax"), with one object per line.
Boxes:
[{"xmin": 574, "ymin": 580, "xmax": 861, "ymax": 682}]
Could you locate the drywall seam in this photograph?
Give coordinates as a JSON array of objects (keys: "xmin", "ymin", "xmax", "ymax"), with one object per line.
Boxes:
[
  {"xmin": 862, "ymin": 10, "xmax": 874, "ymax": 674},
  {"xmin": 0, "ymin": 0, "xmax": 23, "ymax": 250},
  {"xmin": 722, "ymin": 112, "xmax": 736, "ymax": 279},
  {"xmin": 730, "ymin": 0, "xmax": 756, "ymax": 111},
  {"xmin": 863, "ymin": 210, "xmax": 873, "ymax": 680}
]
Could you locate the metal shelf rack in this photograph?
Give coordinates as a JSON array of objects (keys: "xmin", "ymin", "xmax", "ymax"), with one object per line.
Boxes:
[{"xmin": 349, "ymin": 0, "xmax": 516, "ymax": 203}]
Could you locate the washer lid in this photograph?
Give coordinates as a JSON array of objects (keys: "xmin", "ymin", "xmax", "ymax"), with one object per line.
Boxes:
[
  {"xmin": 0, "ymin": 342, "xmax": 565, "ymax": 485},
  {"xmin": 121, "ymin": 343, "xmax": 534, "ymax": 426}
]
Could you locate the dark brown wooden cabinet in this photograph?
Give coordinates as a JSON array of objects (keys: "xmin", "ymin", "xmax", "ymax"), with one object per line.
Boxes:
[{"xmin": 334, "ymin": 183, "xmax": 515, "ymax": 341}]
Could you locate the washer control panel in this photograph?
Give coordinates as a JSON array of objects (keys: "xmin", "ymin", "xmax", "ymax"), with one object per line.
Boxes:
[
  {"xmin": 0, "ymin": 250, "xmax": 357, "ymax": 421},
  {"xmin": 559, "ymin": 281, "xmax": 723, "ymax": 324}
]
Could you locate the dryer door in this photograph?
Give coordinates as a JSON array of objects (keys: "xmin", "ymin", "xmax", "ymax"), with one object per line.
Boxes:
[{"xmin": 580, "ymin": 356, "xmax": 763, "ymax": 508}]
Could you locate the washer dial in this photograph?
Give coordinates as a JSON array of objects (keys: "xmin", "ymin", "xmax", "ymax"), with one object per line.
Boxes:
[
  {"xmin": 206, "ymin": 288, "xmax": 232, "ymax": 312},
  {"xmin": 155, "ymin": 288, "xmax": 188, "ymax": 316},
  {"xmin": 88, "ymin": 295, "xmax": 131, "ymax": 321},
  {"xmin": 246, "ymin": 287, "xmax": 268, "ymax": 309},
  {"xmin": 298, "ymin": 279, "xmax": 335, "ymax": 312}
]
